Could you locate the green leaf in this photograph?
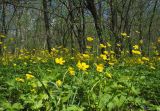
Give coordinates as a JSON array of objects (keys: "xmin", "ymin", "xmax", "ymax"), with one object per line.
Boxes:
[{"xmin": 31, "ymin": 100, "xmax": 43, "ymax": 109}]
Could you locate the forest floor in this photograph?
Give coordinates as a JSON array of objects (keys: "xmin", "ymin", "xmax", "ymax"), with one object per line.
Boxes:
[{"xmin": 0, "ymin": 48, "xmax": 160, "ymax": 111}]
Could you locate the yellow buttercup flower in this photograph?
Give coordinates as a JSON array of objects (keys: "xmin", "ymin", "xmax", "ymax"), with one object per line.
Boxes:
[
  {"xmin": 108, "ymin": 62, "xmax": 114, "ymax": 66},
  {"xmin": 142, "ymin": 57, "xmax": 149, "ymax": 61},
  {"xmin": 100, "ymin": 44, "xmax": 106, "ymax": 48},
  {"xmin": 139, "ymin": 40, "xmax": 143, "ymax": 44},
  {"xmin": 82, "ymin": 54, "xmax": 90, "ymax": 59},
  {"xmin": 26, "ymin": 74, "xmax": 34, "ymax": 79},
  {"xmin": 15, "ymin": 77, "xmax": 24, "ymax": 82},
  {"xmin": 121, "ymin": 32, "xmax": 127, "ymax": 36},
  {"xmin": 76, "ymin": 61, "xmax": 89, "ymax": 71},
  {"xmin": 100, "ymin": 54, "xmax": 107, "ymax": 60},
  {"xmin": 117, "ymin": 44, "xmax": 121, "ymax": 47},
  {"xmin": 137, "ymin": 58, "xmax": 144, "ymax": 64},
  {"xmin": 132, "ymin": 50, "xmax": 141, "ymax": 55},
  {"xmin": 68, "ymin": 67, "xmax": 75, "ymax": 76},
  {"xmin": 135, "ymin": 31, "xmax": 140, "ymax": 33},
  {"xmin": 55, "ymin": 57, "xmax": 65, "ymax": 65},
  {"xmin": 0, "ymin": 34, "xmax": 6, "ymax": 38},
  {"xmin": 87, "ymin": 37, "xmax": 94, "ymax": 42},
  {"xmin": 150, "ymin": 66, "xmax": 156, "ymax": 70},
  {"xmin": 96, "ymin": 64, "xmax": 104, "ymax": 72},
  {"xmin": 56, "ymin": 80, "xmax": 62, "ymax": 87},
  {"xmin": 133, "ymin": 45, "xmax": 139, "ymax": 50},
  {"xmin": 103, "ymin": 51, "xmax": 109, "ymax": 55},
  {"xmin": 86, "ymin": 45, "xmax": 92, "ymax": 49}
]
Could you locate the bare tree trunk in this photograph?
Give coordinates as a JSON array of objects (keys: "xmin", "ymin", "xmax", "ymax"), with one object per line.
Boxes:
[
  {"xmin": 42, "ymin": 0, "xmax": 52, "ymax": 53},
  {"xmin": 147, "ymin": 0, "xmax": 158, "ymax": 56},
  {"xmin": 86, "ymin": 0, "xmax": 105, "ymax": 53},
  {"xmin": 0, "ymin": 0, "xmax": 7, "ymax": 55},
  {"xmin": 109, "ymin": 0, "xmax": 120, "ymax": 57}
]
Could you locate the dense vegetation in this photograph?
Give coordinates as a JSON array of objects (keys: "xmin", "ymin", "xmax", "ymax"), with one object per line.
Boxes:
[
  {"xmin": 0, "ymin": 0, "xmax": 160, "ymax": 111},
  {"xmin": 0, "ymin": 36, "xmax": 160, "ymax": 110}
]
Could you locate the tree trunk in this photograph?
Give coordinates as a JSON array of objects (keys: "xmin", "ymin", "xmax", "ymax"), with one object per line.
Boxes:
[
  {"xmin": 0, "ymin": 0, "xmax": 7, "ymax": 55},
  {"xmin": 147, "ymin": 0, "xmax": 158, "ymax": 56},
  {"xmin": 86, "ymin": 0, "xmax": 105, "ymax": 53},
  {"xmin": 42, "ymin": 0, "xmax": 52, "ymax": 53}
]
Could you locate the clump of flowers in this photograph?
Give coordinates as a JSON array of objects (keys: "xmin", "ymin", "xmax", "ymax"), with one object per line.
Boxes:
[
  {"xmin": 82, "ymin": 54, "xmax": 90, "ymax": 59},
  {"xmin": 87, "ymin": 37, "xmax": 94, "ymax": 42},
  {"xmin": 133, "ymin": 45, "xmax": 139, "ymax": 50},
  {"xmin": 68, "ymin": 67, "xmax": 75, "ymax": 76},
  {"xmin": 142, "ymin": 57, "xmax": 149, "ymax": 61},
  {"xmin": 26, "ymin": 74, "xmax": 34, "ymax": 79},
  {"xmin": 76, "ymin": 61, "xmax": 89, "ymax": 71},
  {"xmin": 15, "ymin": 77, "xmax": 24, "ymax": 82},
  {"xmin": 137, "ymin": 58, "xmax": 144, "ymax": 64},
  {"xmin": 100, "ymin": 44, "xmax": 106, "ymax": 48},
  {"xmin": 121, "ymin": 32, "xmax": 127, "ymax": 36},
  {"xmin": 96, "ymin": 64, "xmax": 104, "ymax": 72},
  {"xmin": 132, "ymin": 50, "xmax": 141, "ymax": 55},
  {"xmin": 100, "ymin": 54, "xmax": 107, "ymax": 60},
  {"xmin": 55, "ymin": 57, "xmax": 65, "ymax": 65},
  {"xmin": 132, "ymin": 45, "xmax": 141, "ymax": 55}
]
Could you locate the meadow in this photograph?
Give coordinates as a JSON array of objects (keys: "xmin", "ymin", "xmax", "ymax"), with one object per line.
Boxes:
[{"xmin": 0, "ymin": 35, "xmax": 160, "ymax": 111}]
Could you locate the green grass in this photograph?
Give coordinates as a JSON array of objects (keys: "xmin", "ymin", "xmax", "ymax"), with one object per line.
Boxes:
[{"xmin": 0, "ymin": 53, "xmax": 160, "ymax": 111}]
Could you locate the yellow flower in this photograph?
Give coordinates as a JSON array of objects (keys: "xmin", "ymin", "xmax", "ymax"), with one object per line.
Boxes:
[
  {"xmin": 110, "ymin": 51, "xmax": 115, "ymax": 54},
  {"xmin": 142, "ymin": 57, "xmax": 149, "ymax": 61},
  {"xmin": 100, "ymin": 54, "xmax": 107, "ymax": 60},
  {"xmin": 3, "ymin": 46, "xmax": 7, "ymax": 50},
  {"xmin": 96, "ymin": 64, "xmax": 104, "ymax": 72},
  {"xmin": 68, "ymin": 67, "xmax": 75, "ymax": 76},
  {"xmin": 135, "ymin": 31, "xmax": 140, "ymax": 33},
  {"xmin": 0, "ymin": 34, "xmax": 6, "ymax": 38},
  {"xmin": 55, "ymin": 57, "xmax": 65, "ymax": 65},
  {"xmin": 117, "ymin": 44, "xmax": 121, "ymax": 47},
  {"xmin": 133, "ymin": 45, "xmax": 139, "ymax": 49},
  {"xmin": 56, "ymin": 80, "xmax": 62, "ymax": 87},
  {"xmin": 106, "ymin": 72, "xmax": 112, "ymax": 78},
  {"xmin": 100, "ymin": 44, "xmax": 106, "ymax": 48},
  {"xmin": 86, "ymin": 45, "xmax": 92, "ymax": 49},
  {"xmin": 15, "ymin": 77, "xmax": 24, "ymax": 82},
  {"xmin": 87, "ymin": 37, "xmax": 94, "ymax": 42},
  {"xmin": 137, "ymin": 58, "xmax": 144, "ymax": 64},
  {"xmin": 108, "ymin": 62, "xmax": 114, "ymax": 66},
  {"xmin": 76, "ymin": 61, "xmax": 89, "ymax": 71},
  {"xmin": 82, "ymin": 54, "xmax": 90, "ymax": 59},
  {"xmin": 139, "ymin": 40, "xmax": 143, "ymax": 44},
  {"xmin": 150, "ymin": 66, "xmax": 156, "ymax": 70},
  {"xmin": 26, "ymin": 74, "xmax": 34, "ymax": 79},
  {"xmin": 121, "ymin": 32, "xmax": 127, "ymax": 36},
  {"xmin": 103, "ymin": 51, "xmax": 109, "ymax": 55},
  {"xmin": 132, "ymin": 50, "xmax": 141, "ymax": 55}
]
